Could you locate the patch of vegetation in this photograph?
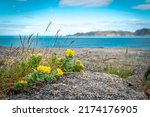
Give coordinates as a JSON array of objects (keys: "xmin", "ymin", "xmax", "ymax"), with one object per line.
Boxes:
[
  {"xmin": 147, "ymin": 74, "xmax": 150, "ymax": 81},
  {"xmin": 0, "ymin": 62, "xmax": 33, "ymax": 91},
  {"xmin": 91, "ymin": 64, "xmax": 133, "ymax": 78},
  {"xmin": 103, "ymin": 64, "xmax": 133, "ymax": 78},
  {"xmin": 0, "ymin": 49, "xmax": 84, "ymax": 98}
]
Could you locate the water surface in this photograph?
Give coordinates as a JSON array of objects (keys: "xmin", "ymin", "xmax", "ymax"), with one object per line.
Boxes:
[{"xmin": 0, "ymin": 36, "xmax": 150, "ymax": 49}]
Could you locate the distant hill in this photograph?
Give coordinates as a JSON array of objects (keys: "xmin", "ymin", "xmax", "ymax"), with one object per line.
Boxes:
[
  {"xmin": 134, "ymin": 28, "xmax": 150, "ymax": 36},
  {"xmin": 69, "ymin": 28, "xmax": 150, "ymax": 36}
]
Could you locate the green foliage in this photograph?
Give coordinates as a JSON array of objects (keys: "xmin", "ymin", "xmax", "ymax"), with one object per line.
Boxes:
[
  {"xmin": 147, "ymin": 74, "xmax": 150, "ymax": 81},
  {"xmin": 14, "ymin": 80, "xmax": 28, "ymax": 91},
  {"xmin": 23, "ymin": 50, "xmax": 84, "ymax": 91},
  {"xmin": 91, "ymin": 63, "xmax": 133, "ymax": 78},
  {"xmin": 49, "ymin": 52, "xmax": 84, "ymax": 73},
  {"xmin": 27, "ymin": 70, "xmax": 56, "ymax": 83},
  {"xmin": 0, "ymin": 53, "xmax": 42, "ymax": 93},
  {"xmin": 27, "ymin": 70, "xmax": 42, "ymax": 84},
  {"xmin": 19, "ymin": 61, "xmax": 31, "ymax": 76},
  {"xmin": 49, "ymin": 53, "xmax": 58, "ymax": 70},
  {"xmin": 60, "ymin": 57, "xmax": 74, "ymax": 72},
  {"xmin": 73, "ymin": 61, "xmax": 84, "ymax": 72},
  {"xmin": 104, "ymin": 64, "xmax": 133, "ymax": 78},
  {"xmin": 0, "ymin": 63, "xmax": 21, "ymax": 80},
  {"xmin": 28, "ymin": 54, "xmax": 42, "ymax": 68}
]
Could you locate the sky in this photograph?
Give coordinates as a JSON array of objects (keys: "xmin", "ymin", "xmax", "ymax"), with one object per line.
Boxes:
[{"xmin": 0, "ymin": 0, "xmax": 150, "ymax": 35}]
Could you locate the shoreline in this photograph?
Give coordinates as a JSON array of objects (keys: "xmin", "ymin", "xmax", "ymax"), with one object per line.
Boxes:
[{"xmin": 0, "ymin": 45, "xmax": 149, "ymax": 50}]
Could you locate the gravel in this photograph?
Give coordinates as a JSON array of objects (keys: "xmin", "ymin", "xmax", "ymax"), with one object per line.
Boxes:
[{"xmin": 7, "ymin": 72, "xmax": 148, "ymax": 100}]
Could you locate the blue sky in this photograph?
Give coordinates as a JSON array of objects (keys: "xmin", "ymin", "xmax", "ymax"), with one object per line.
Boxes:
[{"xmin": 0, "ymin": 0, "xmax": 150, "ymax": 35}]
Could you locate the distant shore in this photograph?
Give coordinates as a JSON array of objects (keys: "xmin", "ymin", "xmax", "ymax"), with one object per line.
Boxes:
[{"xmin": 69, "ymin": 28, "xmax": 150, "ymax": 36}]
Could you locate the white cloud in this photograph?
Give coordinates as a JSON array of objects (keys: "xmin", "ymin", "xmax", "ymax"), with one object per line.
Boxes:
[
  {"xmin": 1, "ymin": 19, "xmax": 150, "ymax": 35},
  {"xmin": 59, "ymin": 0, "xmax": 113, "ymax": 7},
  {"xmin": 133, "ymin": 4, "xmax": 150, "ymax": 10},
  {"xmin": 133, "ymin": 0, "xmax": 150, "ymax": 10},
  {"xmin": 1, "ymin": 18, "xmax": 150, "ymax": 35}
]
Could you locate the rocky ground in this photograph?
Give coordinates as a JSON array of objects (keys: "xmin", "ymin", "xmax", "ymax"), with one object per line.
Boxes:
[
  {"xmin": 0, "ymin": 47, "xmax": 150, "ymax": 100},
  {"xmin": 7, "ymin": 73, "xmax": 148, "ymax": 100}
]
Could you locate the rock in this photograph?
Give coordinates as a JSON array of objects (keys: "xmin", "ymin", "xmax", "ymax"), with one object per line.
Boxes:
[{"xmin": 7, "ymin": 73, "xmax": 148, "ymax": 100}]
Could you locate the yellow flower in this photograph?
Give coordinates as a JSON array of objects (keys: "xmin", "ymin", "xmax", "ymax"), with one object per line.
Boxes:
[
  {"xmin": 76, "ymin": 59, "xmax": 84, "ymax": 69},
  {"xmin": 57, "ymin": 68, "xmax": 63, "ymax": 76},
  {"xmin": 18, "ymin": 80, "xmax": 27, "ymax": 84},
  {"xmin": 80, "ymin": 63, "xmax": 84, "ymax": 69},
  {"xmin": 37, "ymin": 65, "xmax": 51, "ymax": 74},
  {"xmin": 30, "ymin": 53, "xmax": 35, "ymax": 57},
  {"xmin": 37, "ymin": 53, "xmax": 42, "ymax": 57},
  {"xmin": 57, "ymin": 57, "xmax": 62, "ymax": 61},
  {"xmin": 76, "ymin": 59, "xmax": 81, "ymax": 64},
  {"xmin": 66, "ymin": 49, "xmax": 75, "ymax": 57}
]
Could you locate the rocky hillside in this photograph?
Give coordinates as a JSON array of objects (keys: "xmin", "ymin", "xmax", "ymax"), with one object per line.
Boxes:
[
  {"xmin": 134, "ymin": 28, "xmax": 150, "ymax": 36},
  {"xmin": 73, "ymin": 31, "xmax": 134, "ymax": 36},
  {"xmin": 70, "ymin": 28, "xmax": 150, "ymax": 36}
]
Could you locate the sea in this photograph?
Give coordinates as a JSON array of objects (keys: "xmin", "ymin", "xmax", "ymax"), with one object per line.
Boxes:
[{"xmin": 0, "ymin": 36, "xmax": 150, "ymax": 49}]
